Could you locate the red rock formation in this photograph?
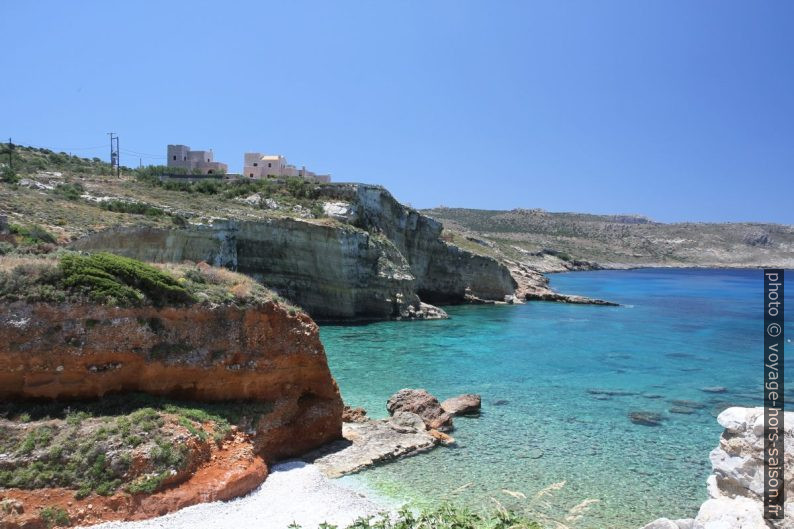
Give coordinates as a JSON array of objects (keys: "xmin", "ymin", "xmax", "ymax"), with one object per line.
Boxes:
[
  {"xmin": 0, "ymin": 431, "xmax": 267, "ymax": 529},
  {"xmin": 0, "ymin": 300, "xmax": 343, "ymax": 459}
]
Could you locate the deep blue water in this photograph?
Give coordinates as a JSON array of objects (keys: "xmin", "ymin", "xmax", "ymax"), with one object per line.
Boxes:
[{"xmin": 320, "ymin": 269, "xmax": 792, "ymax": 529}]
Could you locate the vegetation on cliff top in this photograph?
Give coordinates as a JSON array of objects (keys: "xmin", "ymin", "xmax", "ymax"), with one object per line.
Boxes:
[
  {"xmin": 0, "ymin": 393, "xmax": 274, "ymax": 499},
  {"xmin": 0, "ymin": 252, "xmax": 293, "ymax": 309},
  {"xmin": 0, "ymin": 144, "xmax": 342, "ymax": 250}
]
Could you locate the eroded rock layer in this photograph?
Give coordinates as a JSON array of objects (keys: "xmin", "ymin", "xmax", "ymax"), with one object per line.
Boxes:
[{"xmin": 0, "ymin": 300, "xmax": 343, "ymax": 459}]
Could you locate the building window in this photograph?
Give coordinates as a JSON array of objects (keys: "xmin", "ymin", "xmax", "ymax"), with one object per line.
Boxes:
[
  {"xmin": 253, "ymin": 162, "xmax": 258, "ymax": 167},
  {"xmin": 183, "ymin": 156, "xmax": 186, "ymax": 160},
  {"xmin": 172, "ymin": 155, "xmax": 176, "ymax": 160},
  {"xmin": 268, "ymin": 162, "xmax": 272, "ymax": 168},
  {"xmin": 208, "ymin": 170, "xmax": 213, "ymax": 174},
  {"xmin": 207, "ymin": 158, "xmax": 210, "ymax": 162},
  {"xmin": 249, "ymin": 173, "xmax": 254, "ymax": 177}
]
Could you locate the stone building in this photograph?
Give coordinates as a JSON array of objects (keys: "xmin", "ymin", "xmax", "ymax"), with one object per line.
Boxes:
[
  {"xmin": 243, "ymin": 152, "xmax": 330, "ymax": 182},
  {"xmin": 166, "ymin": 145, "xmax": 228, "ymax": 175}
]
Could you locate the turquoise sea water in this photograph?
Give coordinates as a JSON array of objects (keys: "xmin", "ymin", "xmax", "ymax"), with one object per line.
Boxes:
[{"xmin": 320, "ymin": 269, "xmax": 792, "ymax": 529}]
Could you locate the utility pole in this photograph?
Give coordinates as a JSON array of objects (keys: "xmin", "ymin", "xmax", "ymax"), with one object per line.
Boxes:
[
  {"xmin": 7, "ymin": 138, "xmax": 13, "ymax": 171},
  {"xmin": 107, "ymin": 132, "xmax": 120, "ymax": 178}
]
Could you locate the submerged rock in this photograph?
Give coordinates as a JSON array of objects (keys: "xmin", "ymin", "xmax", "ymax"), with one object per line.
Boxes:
[
  {"xmin": 589, "ymin": 388, "xmax": 637, "ymax": 397},
  {"xmin": 629, "ymin": 411, "xmax": 664, "ymax": 426},
  {"xmin": 387, "ymin": 389, "xmax": 454, "ymax": 432},
  {"xmin": 671, "ymin": 399, "xmax": 706, "ymax": 409},
  {"xmin": 669, "ymin": 406, "xmax": 696, "ymax": 415},
  {"xmin": 441, "ymin": 394, "xmax": 482, "ymax": 416},
  {"xmin": 701, "ymin": 386, "xmax": 728, "ymax": 394}
]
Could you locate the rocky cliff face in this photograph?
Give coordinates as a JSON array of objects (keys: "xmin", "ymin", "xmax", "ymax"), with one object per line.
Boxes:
[
  {"xmin": 0, "ymin": 300, "xmax": 343, "ymax": 459},
  {"xmin": 320, "ymin": 184, "xmax": 517, "ymax": 304},
  {"xmin": 641, "ymin": 407, "xmax": 793, "ymax": 529},
  {"xmin": 71, "ymin": 220, "xmax": 434, "ymax": 322},
  {"xmin": 71, "ymin": 184, "xmax": 517, "ymax": 320}
]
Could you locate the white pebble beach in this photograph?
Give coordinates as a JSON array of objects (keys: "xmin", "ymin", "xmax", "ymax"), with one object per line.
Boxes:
[{"xmin": 80, "ymin": 461, "xmax": 395, "ymax": 529}]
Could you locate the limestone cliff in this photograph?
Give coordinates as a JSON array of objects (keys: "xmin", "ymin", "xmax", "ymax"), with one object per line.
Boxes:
[
  {"xmin": 641, "ymin": 407, "xmax": 793, "ymax": 529},
  {"xmin": 71, "ymin": 184, "xmax": 517, "ymax": 320},
  {"xmin": 318, "ymin": 184, "xmax": 518, "ymax": 303},
  {"xmin": 0, "ymin": 299, "xmax": 343, "ymax": 459}
]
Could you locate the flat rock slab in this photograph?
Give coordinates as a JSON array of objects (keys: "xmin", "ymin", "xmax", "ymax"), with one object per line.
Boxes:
[{"xmin": 305, "ymin": 419, "xmax": 439, "ymax": 478}]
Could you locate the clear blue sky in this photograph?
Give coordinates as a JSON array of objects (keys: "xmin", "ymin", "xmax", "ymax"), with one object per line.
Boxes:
[{"xmin": 2, "ymin": 1, "xmax": 792, "ymax": 223}]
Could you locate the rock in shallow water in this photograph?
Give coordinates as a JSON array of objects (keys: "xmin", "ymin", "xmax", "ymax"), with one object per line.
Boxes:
[
  {"xmin": 441, "ymin": 394, "xmax": 481, "ymax": 416},
  {"xmin": 388, "ymin": 411, "xmax": 426, "ymax": 433},
  {"xmin": 629, "ymin": 411, "xmax": 664, "ymax": 426},
  {"xmin": 307, "ymin": 417, "xmax": 440, "ymax": 478},
  {"xmin": 387, "ymin": 388, "xmax": 454, "ymax": 432}
]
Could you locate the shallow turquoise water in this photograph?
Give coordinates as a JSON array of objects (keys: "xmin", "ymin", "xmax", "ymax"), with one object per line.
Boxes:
[{"xmin": 320, "ymin": 269, "xmax": 792, "ymax": 529}]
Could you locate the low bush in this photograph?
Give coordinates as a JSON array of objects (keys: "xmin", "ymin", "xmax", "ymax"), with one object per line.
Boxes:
[
  {"xmin": 1, "ymin": 165, "xmax": 20, "ymax": 184},
  {"xmin": 0, "ymin": 394, "xmax": 274, "ymax": 498},
  {"xmin": 9, "ymin": 223, "xmax": 57, "ymax": 244},
  {"xmin": 39, "ymin": 506, "xmax": 70, "ymax": 528},
  {"xmin": 289, "ymin": 506, "xmax": 542, "ymax": 529},
  {"xmin": 53, "ymin": 182, "xmax": 85, "ymax": 201},
  {"xmin": 99, "ymin": 200, "xmax": 166, "ymax": 217},
  {"xmin": 59, "ymin": 252, "xmax": 193, "ymax": 306}
]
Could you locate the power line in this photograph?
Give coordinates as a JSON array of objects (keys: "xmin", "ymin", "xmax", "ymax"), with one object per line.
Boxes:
[{"xmin": 119, "ymin": 148, "xmax": 165, "ymax": 159}]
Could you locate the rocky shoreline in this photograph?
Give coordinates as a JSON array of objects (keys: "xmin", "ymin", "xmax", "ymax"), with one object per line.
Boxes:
[{"xmin": 641, "ymin": 407, "xmax": 793, "ymax": 529}]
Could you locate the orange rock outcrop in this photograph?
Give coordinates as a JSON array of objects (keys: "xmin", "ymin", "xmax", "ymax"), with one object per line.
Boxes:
[{"xmin": 0, "ymin": 300, "xmax": 343, "ymax": 459}]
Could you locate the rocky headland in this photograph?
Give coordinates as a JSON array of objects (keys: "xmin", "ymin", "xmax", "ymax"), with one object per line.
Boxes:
[
  {"xmin": 421, "ymin": 207, "xmax": 794, "ymax": 273},
  {"xmin": 641, "ymin": 407, "xmax": 793, "ymax": 529}
]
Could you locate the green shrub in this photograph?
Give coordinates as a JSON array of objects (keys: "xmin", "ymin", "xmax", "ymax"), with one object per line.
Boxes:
[
  {"xmin": 59, "ymin": 252, "xmax": 193, "ymax": 306},
  {"xmin": 285, "ymin": 177, "xmax": 319, "ymax": 200},
  {"xmin": 53, "ymin": 182, "xmax": 85, "ymax": 201},
  {"xmin": 1, "ymin": 165, "xmax": 20, "ymax": 184},
  {"xmin": 296, "ymin": 506, "xmax": 542, "ymax": 529},
  {"xmin": 9, "ymin": 223, "xmax": 57, "ymax": 244},
  {"xmin": 39, "ymin": 506, "xmax": 70, "ymax": 528},
  {"xmin": 193, "ymin": 179, "xmax": 221, "ymax": 195},
  {"xmin": 0, "ymin": 241, "xmax": 15, "ymax": 255},
  {"xmin": 99, "ymin": 200, "xmax": 166, "ymax": 217}
]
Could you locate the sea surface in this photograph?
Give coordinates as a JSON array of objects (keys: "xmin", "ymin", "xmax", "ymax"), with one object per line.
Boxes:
[{"xmin": 320, "ymin": 269, "xmax": 792, "ymax": 529}]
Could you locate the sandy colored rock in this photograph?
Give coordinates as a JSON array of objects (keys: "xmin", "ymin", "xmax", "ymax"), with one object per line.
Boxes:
[
  {"xmin": 441, "ymin": 394, "xmax": 482, "ymax": 416},
  {"xmin": 307, "ymin": 417, "xmax": 439, "ymax": 478}
]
